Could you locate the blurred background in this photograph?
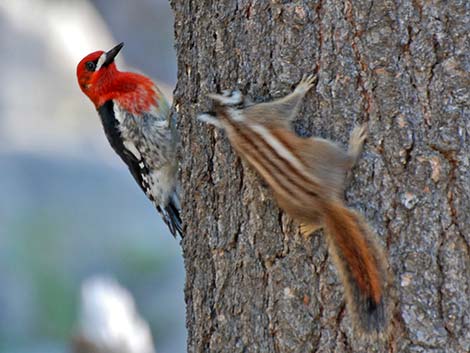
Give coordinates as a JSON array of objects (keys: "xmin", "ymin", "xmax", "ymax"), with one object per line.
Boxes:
[{"xmin": 0, "ymin": 0, "xmax": 185, "ymax": 352}]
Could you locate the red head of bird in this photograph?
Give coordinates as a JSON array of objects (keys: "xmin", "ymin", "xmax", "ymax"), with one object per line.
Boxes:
[{"xmin": 76, "ymin": 42, "xmax": 161, "ymax": 115}]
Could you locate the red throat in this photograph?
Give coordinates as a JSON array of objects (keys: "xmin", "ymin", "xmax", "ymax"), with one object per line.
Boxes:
[
  {"xmin": 89, "ymin": 70, "xmax": 159, "ymax": 115},
  {"xmin": 77, "ymin": 52, "xmax": 159, "ymax": 116}
]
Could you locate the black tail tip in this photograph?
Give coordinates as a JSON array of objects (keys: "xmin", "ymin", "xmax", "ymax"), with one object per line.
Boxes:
[
  {"xmin": 164, "ymin": 201, "xmax": 183, "ymax": 238},
  {"xmin": 156, "ymin": 200, "xmax": 182, "ymax": 238},
  {"xmin": 355, "ymin": 295, "xmax": 389, "ymax": 336}
]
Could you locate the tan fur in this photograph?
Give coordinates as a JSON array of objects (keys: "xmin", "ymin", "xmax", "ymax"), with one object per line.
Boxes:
[{"xmin": 203, "ymin": 74, "xmax": 392, "ymax": 335}]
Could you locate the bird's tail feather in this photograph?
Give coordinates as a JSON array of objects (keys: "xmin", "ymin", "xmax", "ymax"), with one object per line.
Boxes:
[{"xmin": 160, "ymin": 192, "xmax": 182, "ymax": 238}]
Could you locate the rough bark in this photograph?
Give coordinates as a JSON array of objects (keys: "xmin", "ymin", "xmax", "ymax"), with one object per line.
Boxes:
[{"xmin": 171, "ymin": 1, "xmax": 470, "ymax": 352}]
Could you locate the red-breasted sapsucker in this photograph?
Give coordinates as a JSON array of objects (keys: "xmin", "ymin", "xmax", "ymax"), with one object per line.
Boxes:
[{"xmin": 76, "ymin": 43, "xmax": 181, "ymax": 237}]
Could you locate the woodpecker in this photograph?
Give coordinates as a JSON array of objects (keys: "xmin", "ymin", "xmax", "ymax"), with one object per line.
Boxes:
[{"xmin": 76, "ymin": 42, "xmax": 182, "ymax": 237}]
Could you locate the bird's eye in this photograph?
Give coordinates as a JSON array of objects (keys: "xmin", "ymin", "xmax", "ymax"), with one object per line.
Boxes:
[{"xmin": 85, "ymin": 61, "xmax": 96, "ymax": 71}]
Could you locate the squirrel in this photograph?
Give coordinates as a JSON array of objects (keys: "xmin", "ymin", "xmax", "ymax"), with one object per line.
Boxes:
[{"xmin": 198, "ymin": 75, "xmax": 392, "ymax": 336}]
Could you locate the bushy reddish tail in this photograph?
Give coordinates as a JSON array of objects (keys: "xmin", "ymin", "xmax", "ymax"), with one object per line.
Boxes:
[{"xmin": 322, "ymin": 201, "xmax": 391, "ymax": 334}]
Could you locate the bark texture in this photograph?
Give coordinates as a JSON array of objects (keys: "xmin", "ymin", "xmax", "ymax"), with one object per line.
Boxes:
[{"xmin": 171, "ymin": 1, "xmax": 470, "ymax": 352}]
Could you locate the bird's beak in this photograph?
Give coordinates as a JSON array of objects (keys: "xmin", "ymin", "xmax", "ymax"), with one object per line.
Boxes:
[{"xmin": 103, "ymin": 42, "xmax": 124, "ymax": 67}]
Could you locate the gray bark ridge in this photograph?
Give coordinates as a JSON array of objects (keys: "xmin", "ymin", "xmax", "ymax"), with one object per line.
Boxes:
[{"xmin": 172, "ymin": 1, "xmax": 470, "ymax": 352}]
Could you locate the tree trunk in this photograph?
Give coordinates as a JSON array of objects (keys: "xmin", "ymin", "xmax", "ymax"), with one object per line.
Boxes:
[{"xmin": 171, "ymin": 1, "xmax": 470, "ymax": 352}]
